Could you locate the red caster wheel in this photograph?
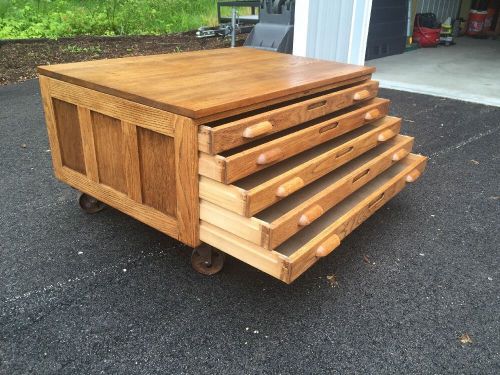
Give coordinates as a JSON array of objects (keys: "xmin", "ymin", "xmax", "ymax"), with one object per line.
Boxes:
[
  {"xmin": 191, "ymin": 244, "xmax": 225, "ymax": 275},
  {"xmin": 78, "ymin": 192, "xmax": 106, "ymax": 214}
]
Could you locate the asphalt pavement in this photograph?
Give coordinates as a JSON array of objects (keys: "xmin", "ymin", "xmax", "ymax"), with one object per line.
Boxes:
[{"xmin": 1, "ymin": 80, "xmax": 499, "ymax": 374}]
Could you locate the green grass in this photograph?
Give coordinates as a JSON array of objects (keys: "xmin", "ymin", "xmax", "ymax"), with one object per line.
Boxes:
[{"xmin": 0, "ymin": 0, "xmax": 238, "ymax": 39}]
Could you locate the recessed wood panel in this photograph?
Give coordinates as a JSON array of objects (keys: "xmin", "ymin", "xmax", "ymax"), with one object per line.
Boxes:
[
  {"xmin": 137, "ymin": 127, "xmax": 176, "ymax": 216},
  {"xmin": 52, "ymin": 98, "xmax": 85, "ymax": 174},
  {"xmin": 91, "ymin": 111, "xmax": 126, "ymax": 193}
]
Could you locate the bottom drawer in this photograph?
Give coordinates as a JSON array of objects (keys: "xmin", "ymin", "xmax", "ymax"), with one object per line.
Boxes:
[{"xmin": 200, "ymin": 154, "xmax": 427, "ymax": 283}]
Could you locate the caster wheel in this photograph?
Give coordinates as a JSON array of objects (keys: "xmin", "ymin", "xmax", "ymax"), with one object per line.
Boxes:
[
  {"xmin": 191, "ymin": 245, "xmax": 225, "ymax": 276},
  {"xmin": 78, "ymin": 193, "xmax": 106, "ymax": 214}
]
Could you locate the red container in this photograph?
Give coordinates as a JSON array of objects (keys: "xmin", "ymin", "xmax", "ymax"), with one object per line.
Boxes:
[
  {"xmin": 467, "ymin": 10, "xmax": 488, "ymax": 35},
  {"xmin": 413, "ymin": 26, "xmax": 441, "ymax": 47}
]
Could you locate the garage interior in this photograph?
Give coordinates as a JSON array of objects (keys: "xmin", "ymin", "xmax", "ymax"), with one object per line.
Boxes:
[{"xmin": 365, "ymin": 0, "xmax": 500, "ymax": 106}]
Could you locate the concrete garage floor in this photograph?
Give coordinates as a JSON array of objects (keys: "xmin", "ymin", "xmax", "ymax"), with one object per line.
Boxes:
[
  {"xmin": 367, "ymin": 37, "xmax": 500, "ymax": 107},
  {"xmin": 1, "ymin": 80, "xmax": 499, "ymax": 374}
]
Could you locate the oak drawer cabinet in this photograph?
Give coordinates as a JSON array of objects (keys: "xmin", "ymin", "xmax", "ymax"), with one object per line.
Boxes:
[{"xmin": 38, "ymin": 47, "xmax": 427, "ymax": 283}]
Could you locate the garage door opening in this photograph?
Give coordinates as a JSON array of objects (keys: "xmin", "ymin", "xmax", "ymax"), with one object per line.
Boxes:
[{"xmin": 365, "ymin": 0, "xmax": 500, "ymax": 107}]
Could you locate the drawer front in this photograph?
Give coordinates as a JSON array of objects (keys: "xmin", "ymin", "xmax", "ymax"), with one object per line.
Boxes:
[
  {"xmin": 245, "ymin": 116, "xmax": 401, "ymax": 216},
  {"xmin": 200, "ymin": 136, "xmax": 414, "ymax": 249},
  {"xmin": 199, "ymin": 98, "xmax": 390, "ymax": 184},
  {"xmin": 267, "ymin": 135, "xmax": 415, "ymax": 249},
  {"xmin": 199, "ymin": 116, "xmax": 402, "ymax": 217},
  {"xmin": 200, "ymin": 154, "xmax": 428, "ymax": 283},
  {"xmin": 283, "ymin": 154, "xmax": 428, "ymax": 282},
  {"xmin": 199, "ymin": 80, "xmax": 379, "ymax": 154}
]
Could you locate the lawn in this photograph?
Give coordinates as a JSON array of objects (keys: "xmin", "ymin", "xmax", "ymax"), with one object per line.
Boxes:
[{"xmin": 0, "ymin": 0, "xmax": 230, "ymax": 39}]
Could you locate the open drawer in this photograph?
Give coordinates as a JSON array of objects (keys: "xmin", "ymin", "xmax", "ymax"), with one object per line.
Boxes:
[
  {"xmin": 199, "ymin": 80, "xmax": 379, "ymax": 154},
  {"xmin": 200, "ymin": 135, "xmax": 415, "ymax": 249},
  {"xmin": 200, "ymin": 154, "xmax": 428, "ymax": 283},
  {"xmin": 199, "ymin": 98, "xmax": 390, "ymax": 184},
  {"xmin": 200, "ymin": 116, "xmax": 402, "ymax": 217}
]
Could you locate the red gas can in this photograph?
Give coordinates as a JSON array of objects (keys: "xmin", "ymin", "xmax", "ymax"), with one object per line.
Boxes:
[{"xmin": 467, "ymin": 10, "xmax": 488, "ymax": 35}]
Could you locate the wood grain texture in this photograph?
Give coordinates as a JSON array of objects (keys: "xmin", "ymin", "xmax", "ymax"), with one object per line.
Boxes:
[
  {"xmin": 40, "ymin": 76, "xmax": 203, "ymax": 248},
  {"xmin": 52, "ymin": 98, "xmax": 86, "ymax": 174},
  {"xmin": 194, "ymin": 74, "xmax": 373, "ymax": 125},
  {"xmin": 38, "ymin": 48, "xmax": 374, "ymax": 119},
  {"xmin": 283, "ymin": 154, "xmax": 428, "ymax": 282},
  {"xmin": 283, "ymin": 156, "xmax": 427, "ymax": 278},
  {"xmin": 39, "ymin": 76, "xmax": 63, "ymax": 177},
  {"xmin": 77, "ymin": 107, "xmax": 99, "ymax": 182},
  {"xmin": 174, "ymin": 117, "xmax": 200, "ymax": 247},
  {"xmin": 200, "ymin": 221, "xmax": 284, "ymax": 281},
  {"xmin": 92, "ymin": 111, "xmax": 127, "ymax": 193},
  {"xmin": 199, "ymin": 153, "xmax": 427, "ymax": 283},
  {"xmin": 200, "ymin": 80, "xmax": 380, "ymax": 154},
  {"xmin": 199, "ymin": 176, "xmax": 248, "ymax": 215},
  {"xmin": 198, "ymin": 154, "xmax": 225, "ymax": 181},
  {"xmin": 60, "ymin": 166, "xmax": 178, "ymax": 239},
  {"xmin": 315, "ymin": 235, "xmax": 341, "ymax": 257},
  {"xmin": 276, "ymin": 177, "xmax": 305, "ymax": 198},
  {"xmin": 265, "ymin": 136, "xmax": 414, "ymax": 248},
  {"xmin": 137, "ymin": 127, "xmax": 176, "ymax": 215},
  {"xmin": 199, "ymin": 117, "xmax": 402, "ymax": 218},
  {"xmin": 244, "ymin": 116, "xmax": 401, "ymax": 216},
  {"xmin": 48, "ymin": 78, "xmax": 175, "ymax": 136},
  {"xmin": 199, "ymin": 98, "xmax": 390, "ymax": 184},
  {"xmin": 200, "ymin": 200, "xmax": 269, "ymax": 247},
  {"xmin": 199, "ymin": 136, "xmax": 415, "ymax": 249},
  {"xmin": 122, "ymin": 121, "xmax": 142, "ymax": 203}
]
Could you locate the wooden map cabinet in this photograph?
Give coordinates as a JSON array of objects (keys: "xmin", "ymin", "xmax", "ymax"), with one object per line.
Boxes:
[{"xmin": 39, "ymin": 48, "xmax": 427, "ymax": 283}]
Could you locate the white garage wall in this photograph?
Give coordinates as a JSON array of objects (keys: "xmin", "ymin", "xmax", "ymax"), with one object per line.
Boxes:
[
  {"xmin": 416, "ymin": 0, "xmax": 461, "ymax": 22},
  {"xmin": 293, "ymin": 0, "xmax": 373, "ymax": 66}
]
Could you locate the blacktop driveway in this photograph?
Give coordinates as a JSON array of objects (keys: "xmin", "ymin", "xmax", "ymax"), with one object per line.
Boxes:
[{"xmin": 1, "ymin": 80, "xmax": 499, "ymax": 374}]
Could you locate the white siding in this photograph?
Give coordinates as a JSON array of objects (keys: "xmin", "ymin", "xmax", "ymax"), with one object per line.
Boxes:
[
  {"xmin": 416, "ymin": 0, "xmax": 461, "ymax": 22},
  {"xmin": 293, "ymin": 0, "xmax": 373, "ymax": 65}
]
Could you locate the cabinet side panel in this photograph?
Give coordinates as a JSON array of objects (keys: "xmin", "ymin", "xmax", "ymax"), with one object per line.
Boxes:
[
  {"xmin": 52, "ymin": 98, "xmax": 86, "ymax": 174},
  {"xmin": 91, "ymin": 111, "xmax": 127, "ymax": 193},
  {"xmin": 137, "ymin": 127, "xmax": 176, "ymax": 216},
  {"xmin": 175, "ymin": 118, "xmax": 200, "ymax": 247}
]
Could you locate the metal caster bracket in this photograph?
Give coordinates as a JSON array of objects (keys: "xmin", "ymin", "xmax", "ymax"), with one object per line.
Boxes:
[
  {"xmin": 191, "ymin": 244, "xmax": 226, "ymax": 276},
  {"xmin": 78, "ymin": 192, "xmax": 106, "ymax": 214}
]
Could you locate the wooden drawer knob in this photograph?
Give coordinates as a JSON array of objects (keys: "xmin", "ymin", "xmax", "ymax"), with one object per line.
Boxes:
[
  {"xmin": 256, "ymin": 148, "xmax": 283, "ymax": 165},
  {"xmin": 377, "ymin": 129, "xmax": 396, "ymax": 142},
  {"xmin": 406, "ymin": 169, "xmax": 421, "ymax": 182},
  {"xmin": 299, "ymin": 204, "xmax": 324, "ymax": 226},
  {"xmin": 276, "ymin": 177, "xmax": 304, "ymax": 197},
  {"xmin": 242, "ymin": 121, "xmax": 273, "ymax": 138},
  {"xmin": 316, "ymin": 234, "xmax": 340, "ymax": 257},
  {"xmin": 364, "ymin": 108, "xmax": 381, "ymax": 120},
  {"xmin": 353, "ymin": 89, "xmax": 371, "ymax": 101},
  {"xmin": 392, "ymin": 148, "xmax": 409, "ymax": 161}
]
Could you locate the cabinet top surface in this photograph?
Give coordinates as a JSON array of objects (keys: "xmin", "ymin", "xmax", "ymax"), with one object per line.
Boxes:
[{"xmin": 38, "ymin": 47, "xmax": 374, "ymax": 119}]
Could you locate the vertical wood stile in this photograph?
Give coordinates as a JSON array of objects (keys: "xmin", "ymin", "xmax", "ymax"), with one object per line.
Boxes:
[
  {"xmin": 77, "ymin": 106, "xmax": 99, "ymax": 182},
  {"xmin": 39, "ymin": 76, "xmax": 63, "ymax": 177},
  {"xmin": 122, "ymin": 121, "xmax": 143, "ymax": 203},
  {"xmin": 175, "ymin": 117, "xmax": 200, "ymax": 247}
]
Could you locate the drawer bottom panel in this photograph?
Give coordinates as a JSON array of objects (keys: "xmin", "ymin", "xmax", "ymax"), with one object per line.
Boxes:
[{"xmin": 200, "ymin": 154, "xmax": 427, "ymax": 283}]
